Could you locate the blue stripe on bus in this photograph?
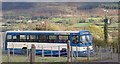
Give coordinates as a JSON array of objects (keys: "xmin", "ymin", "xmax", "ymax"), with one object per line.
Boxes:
[{"xmin": 7, "ymin": 48, "xmax": 94, "ymax": 57}]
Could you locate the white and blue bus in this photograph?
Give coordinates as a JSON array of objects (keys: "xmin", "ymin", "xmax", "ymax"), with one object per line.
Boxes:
[{"xmin": 5, "ymin": 30, "xmax": 94, "ymax": 56}]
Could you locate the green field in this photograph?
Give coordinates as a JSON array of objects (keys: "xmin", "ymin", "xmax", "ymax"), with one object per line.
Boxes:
[
  {"xmin": 69, "ymin": 23, "xmax": 91, "ymax": 28},
  {"xmin": 87, "ymin": 18, "xmax": 102, "ymax": 20},
  {"xmin": 50, "ymin": 18, "xmax": 81, "ymax": 22}
]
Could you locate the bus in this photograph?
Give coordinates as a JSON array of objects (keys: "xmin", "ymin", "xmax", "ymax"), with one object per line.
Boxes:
[{"xmin": 5, "ymin": 30, "xmax": 94, "ymax": 56}]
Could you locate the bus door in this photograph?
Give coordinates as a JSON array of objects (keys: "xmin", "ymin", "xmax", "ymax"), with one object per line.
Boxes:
[{"xmin": 70, "ymin": 33, "xmax": 80, "ymax": 46}]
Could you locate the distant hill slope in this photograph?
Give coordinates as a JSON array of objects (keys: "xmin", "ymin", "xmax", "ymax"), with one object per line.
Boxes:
[
  {"xmin": 2, "ymin": 2, "xmax": 118, "ymax": 17},
  {"xmin": 2, "ymin": 2, "xmax": 34, "ymax": 10}
]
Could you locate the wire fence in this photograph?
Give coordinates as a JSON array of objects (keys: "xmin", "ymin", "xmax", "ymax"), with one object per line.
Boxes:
[{"xmin": 2, "ymin": 44, "xmax": 118, "ymax": 62}]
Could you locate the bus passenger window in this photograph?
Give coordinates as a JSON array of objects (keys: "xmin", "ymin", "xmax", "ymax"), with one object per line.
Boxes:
[
  {"xmin": 59, "ymin": 36, "xmax": 68, "ymax": 43},
  {"xmin": 26, "ymin": 35, "xmax": 29, "ymax": 40},
  {"xmin": 7, "ymin": 35, "xmax": 12, "ymax": 42},
  {"xmin": 72, "ymin": 36, "xmax": 78, "ymax": 44},
  {"xmin": 30, "ymin": 35, "xmax": 36, "ymax": 42},
  {"xmin": 49, "ymin": 36, "xmax": 56, "ymax": 43},
  {"xmin": 13, "ymin": 36, "xmax": 17, "ymax": 42},
  {"xmin": 38, "ymin": 35, "xmax": 48, "ymax": 43},
  {"xmin": 20, "ymin": 35, "xmax": 26, "ymax": 42}
]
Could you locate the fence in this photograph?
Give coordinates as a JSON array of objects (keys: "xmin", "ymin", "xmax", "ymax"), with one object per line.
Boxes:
[{"xmin": 2, "ymin": 44, "xmax": 118, "ymax": 62}]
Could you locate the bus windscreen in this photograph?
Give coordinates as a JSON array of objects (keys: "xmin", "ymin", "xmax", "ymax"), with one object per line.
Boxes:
[{"xmin": 80, "ymin": 35, "xmax": 91, "ymax": 44}]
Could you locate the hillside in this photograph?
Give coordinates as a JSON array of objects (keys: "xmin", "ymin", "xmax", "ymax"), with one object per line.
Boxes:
[{"xmin": 2, "ymin": 2, "xmax": 118, "ymax": 17}]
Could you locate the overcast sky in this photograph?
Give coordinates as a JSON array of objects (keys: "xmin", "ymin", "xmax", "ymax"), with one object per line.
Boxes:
[{"xmin": 2, "ymin": 0, "xmax": 120, "ymax": 2}]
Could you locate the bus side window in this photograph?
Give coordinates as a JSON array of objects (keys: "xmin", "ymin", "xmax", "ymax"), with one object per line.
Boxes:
[
  {"xmin": 72, "ymin": 36, "xmax": 78, "ymax": 44},
  {"xmin": 49, "ymin": 36, "xmax": 56, "ymax": 43},
  {"xmin": 20, "ymin": 35, "xmax": 26, "ymax": 42},
  {"xmin": 30, "ymin": 35, "xmax": 36, "ymax": 42},
  {"xmin": 59, "ymin": 36, "xmax": 68, "ymax": 43},
  {"xmin": 12, "ymin": 36, "xmax": 17, "ymax": 42},
  {"xmin": 7, "ymin": 35, "xmax": 16, "ymax": 42},
  {"xmin": 38, "ymin": 35, "xmax": 48, "ymax": 43},
  {"xmin": 7, "ymin": 35, "xmax": 12, "ymax": 42}
]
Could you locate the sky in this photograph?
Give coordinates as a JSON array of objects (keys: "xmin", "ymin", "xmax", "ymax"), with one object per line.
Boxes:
[{"xmin": 2, "ymin": 0, "xmax": 120, "ymax": 2}]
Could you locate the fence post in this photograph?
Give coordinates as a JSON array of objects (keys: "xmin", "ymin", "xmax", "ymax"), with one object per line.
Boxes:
[
  {"xmin": 87, "ymin": 46, "xmax": 90, "ymax": 61},
  {"xmin": 12, "ymin": 44, "xmax": 14, "ymax": 57},
  {"xmin": 108, "ymin": 46, "xmax": 110, "ymax": 59},
  {"xmin": 51, "ymin": 47, "xmax": 52, "ymax": 57},
  {"xmin": 30, "ymin": 44, "xmax": 36, "ymax": 64},
  {"xmin": 58, "ymin": 46, "xmax": 60, "ymax": 58},
  {"xmin": 95, "ymin": 46, "xmax": 98, "ymax": 61},
  {"xmin": 76, "ymin": 46, "xmax": 78, "ymax": 60},
  {"xmin": 27, "ymin": 45, "xmax": 28, "ymax": 57},
  {"xmin": 99, "ymin": 46, "xmax": 102, "ymax": 60},
  {"xmin": 113, "ymin": 47, "xmax": 114, "ymax": 53},
  {"xmin": 67, "ymin": 40, "xmax": 70, "ymax": 62},
  {"xmin": 110, "ymin": 46, "xmax": 113, "ymax": 59},
  {"xmin": 71, "ymin": 46, "xmax": 73, "ymax": 62},
  {"xmin": 42, "ymin": 46, "xmax": 44, "ymax": 58},
  {"xmin": 117, "ymin": 45, "xmax": 119, "ymax": 53},
  {"xmin": 7, "ymin": 48, "xmax": 10, "ymax": 63},
  {"xmin": 114, "ymin": 47, "xmax": 117, "ymax": 53}
]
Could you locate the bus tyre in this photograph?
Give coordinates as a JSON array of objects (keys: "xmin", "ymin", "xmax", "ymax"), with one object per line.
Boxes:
[{"xmin": 60, "ymin": 48, "xmax": 67, "ymax": 56}]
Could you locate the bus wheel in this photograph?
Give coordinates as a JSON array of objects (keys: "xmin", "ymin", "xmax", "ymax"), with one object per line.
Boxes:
[
  {"xmin": 60, "ymin": 48, "xmax": 67, "ymax": 56},
  {"xmin": 22, "ymin": 47, "xmax": 27, "ymax": 55},
  {"xmin": 61, "ymin": 48, "xmax": 67, "ymax": 52}
]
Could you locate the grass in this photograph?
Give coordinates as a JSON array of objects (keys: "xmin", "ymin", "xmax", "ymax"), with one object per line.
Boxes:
[
  {"xmin": 2, "ymin": 54, "xmax": 99, "ymax": 62},
  {"xmin": 2, "ymin": 54, "xmax": 68, "ymax": 62},
  {"xmin": 87, "ymin": 18, "xmax": 102, "ymax": 20},
  {"xmin": 50, "ymin": 18, "xmax": 81, "ymax": 22},
  {"xmin": 69, "ymin": 23, "xmax": 91, "ymax": 28},
  {"xmin": 2, "ymin": 54, "xmax": 29, "ymax": 62}
]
